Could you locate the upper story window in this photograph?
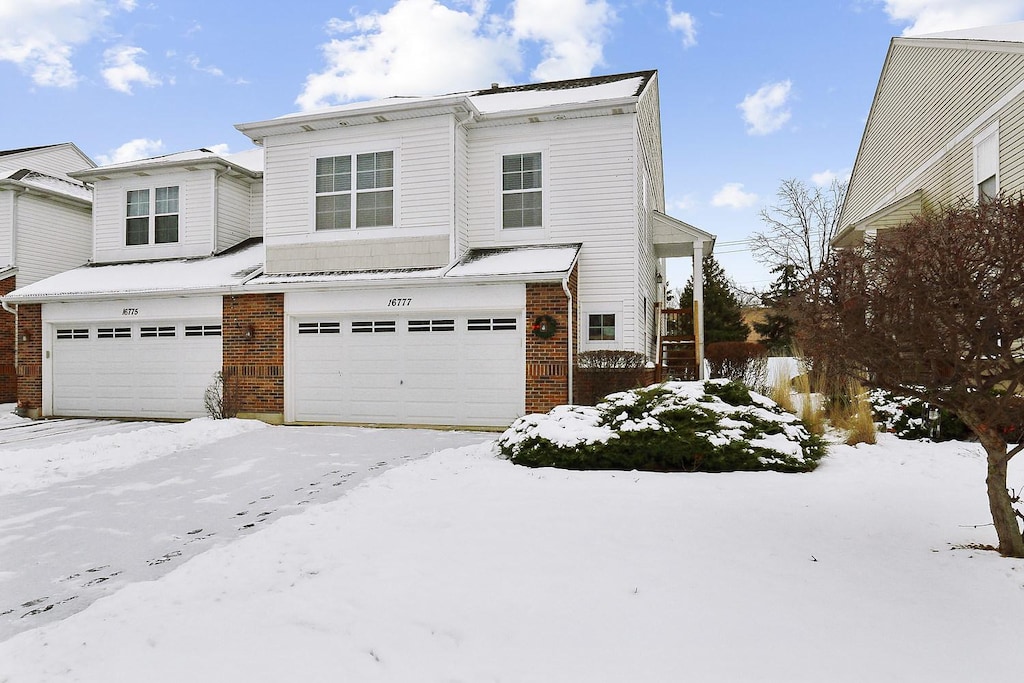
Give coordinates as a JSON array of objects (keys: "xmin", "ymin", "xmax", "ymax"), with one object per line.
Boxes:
[
  {"xmin": 502, "ymin": 152, "xmax": 542, "ymax": 229},
  {"xmin": 316, "ymin": 151, "xmax": 394, "ymax": 230},
  {"xmin": 126, "ymin": 186, "xmax": 179, "ymax": 245},
  {"xmin": 974, "ymin": 123, "xmax": 999, "ymax": 202}
]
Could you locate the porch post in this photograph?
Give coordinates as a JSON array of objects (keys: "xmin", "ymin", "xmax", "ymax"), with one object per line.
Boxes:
[{"xmin": 692, "ymin": 241, "xmax": 705, "ymax": 380}]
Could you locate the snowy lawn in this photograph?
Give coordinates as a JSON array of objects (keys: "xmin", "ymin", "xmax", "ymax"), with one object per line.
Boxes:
[{"xmin": 1, "ymin": 425, "xmax": 1023, "ymax": 681}]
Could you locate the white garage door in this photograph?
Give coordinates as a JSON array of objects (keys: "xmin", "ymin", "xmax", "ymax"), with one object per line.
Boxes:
[
  {"xmin": 291, "ymin": 313, "xmax": 524, "ymax": 426},
  {"xmin": 51, "ymin": 321, "xmax": 222, "ymax": 419}
]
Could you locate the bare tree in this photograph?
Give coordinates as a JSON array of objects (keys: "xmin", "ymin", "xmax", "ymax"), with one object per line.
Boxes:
[
  {"xmin": 753, "ymin": 178, "xmax": 847, "ymax": 278},
  {"xmin": 793, "ymin": 195, "xmax": 1024, "ymax": 557}
]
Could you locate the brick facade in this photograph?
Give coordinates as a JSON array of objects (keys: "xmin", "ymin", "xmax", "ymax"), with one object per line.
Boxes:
[
  {"xmin": 15, "ymin": 303, "xmax": 42, "ymax": 416},
  {"xmin": 223, "ymin": 293, "xmax": 284, "ymax": 421},
  {"xmin": 0, "ymin": 276, "xmax": 15, "ymax": 402},
  {"xmin": 525, "ymin": 266, "xmax": 578, "ymax": 413}
]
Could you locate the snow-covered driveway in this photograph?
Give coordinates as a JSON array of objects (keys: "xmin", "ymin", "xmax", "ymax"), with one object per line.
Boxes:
[{"xmin": 0, "ymin": 416, "xmax": 492, "ymax": 641}]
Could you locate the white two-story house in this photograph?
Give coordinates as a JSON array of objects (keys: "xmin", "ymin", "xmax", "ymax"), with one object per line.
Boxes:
[
  {"xmin": 0, "ymin": 143, "xmax": 95, "ymax": 402},
  {"xmin": 3, "ymin": 70, "xmax": 713, "ymax": 426}
]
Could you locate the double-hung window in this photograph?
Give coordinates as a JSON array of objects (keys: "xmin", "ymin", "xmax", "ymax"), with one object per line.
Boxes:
[
  {"xmin": 316, "ymin": 151, "xmax": 394, "ymax": 230},
  {"xmin": 126, "ymin": 186, "xmax": 179, "ymax": 245},
  {"xmin": 502, "ymin": 152, "xmax": 542, "ymax": 228}
]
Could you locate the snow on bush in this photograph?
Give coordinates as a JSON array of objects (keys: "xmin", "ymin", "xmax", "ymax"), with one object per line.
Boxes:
[
  {"xmin": 868, "ymin": 389, "xmax": 970, "ymax": 442},
  {"xmin": 499, "ymin": 379, "xmax": 827, "ymax": 472}
]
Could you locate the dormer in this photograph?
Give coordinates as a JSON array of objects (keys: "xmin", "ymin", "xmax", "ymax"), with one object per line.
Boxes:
[{"xmin": 70, "ymin": 148, "xmax": 263, "ymax": 264}]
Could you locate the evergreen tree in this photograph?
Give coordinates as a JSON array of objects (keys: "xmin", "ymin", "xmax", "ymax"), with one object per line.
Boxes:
[
  {"xmin": 681, "ymin": 254, "xmax": 750, "ymax": 344},
  {"xmin": 753, "ymin": 264, "xmax": 800, "ymax": 354}
]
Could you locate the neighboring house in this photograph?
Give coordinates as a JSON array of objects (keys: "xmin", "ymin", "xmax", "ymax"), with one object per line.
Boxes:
[
  {"xmin": 3, "ymin": 71, "xmax": 714, "ymax": 427},
  {"xmin": 837, "ymin": 22, "xmax": 1024, "ymax": 246},
  {"xmin": 0, "ymin": 143, "xmax": 95, "ymax": 402}
]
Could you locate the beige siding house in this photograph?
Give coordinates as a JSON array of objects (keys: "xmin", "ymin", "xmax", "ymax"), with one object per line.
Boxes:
[{"xmin": 838, "ymin": 23, "xmax": 1024, "ymax": 245}]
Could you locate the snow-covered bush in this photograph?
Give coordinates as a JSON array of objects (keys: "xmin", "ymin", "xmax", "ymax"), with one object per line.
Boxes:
[
  {"xmin": 498, "ymin": 380, "xmax": 827, "ymax": 472},
  {"xmin": 868, "ymin": 389, "xmax": 969, "ymax": 442}
]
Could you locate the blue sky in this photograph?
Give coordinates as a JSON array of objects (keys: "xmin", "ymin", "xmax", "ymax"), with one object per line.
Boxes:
[{"xmin": 4, "ymin": 0, "xmax": 1024, "ymax": 291}]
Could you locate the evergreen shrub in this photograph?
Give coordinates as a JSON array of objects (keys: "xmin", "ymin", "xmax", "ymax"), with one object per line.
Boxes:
[{"xmin": 499, "ymin": 379, "xmax": 827, "ymax": 473}]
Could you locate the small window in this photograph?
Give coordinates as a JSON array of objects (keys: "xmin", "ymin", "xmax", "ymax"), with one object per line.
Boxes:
[
  {"xmin": 126, "ymin": 186, "xmax": 180, "ymax": 245},
  {"xmin": 974, "ymin": 124, "xmax": 999, "ymax": 202},
  {"xmin": 297, "ymin": 322, "xmax": 341, "ymax": 334},
  {"xmin": 185, "ymin": 324, "xmax": 222, "ymax": 337},
  {"xmin": 502, "ymin": 152, "xmax": 542, "ymax": 229},
  {"xmin": 56, "ymin": 328, "xmax": 89, "ymax": 340},
  {"xmin": 588, "ymin": 314, "xmax": 616, "ymax": 341},
  {"xmin": 352, "ymin": 320, "xmax": 396, "ymax": 333}
]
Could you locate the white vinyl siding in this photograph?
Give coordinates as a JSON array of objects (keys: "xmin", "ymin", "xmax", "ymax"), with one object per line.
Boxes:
[
  {"xmin": 466, "ymin": 114, "xmax": 639, "ymax": 348},
  {"xmin": 0, "ymin": 144, "xmax": 93, "ymax": 180},
  {"xmin": 11, "ymin": 194, "xmax": 92, "ymax": 286},
  {"xmin": 249, "ymin": 179, "xmax": 264, "ymax": 239},
  {"xmin": 0, "ymin": 191, "xmax": 11, "ymax": 266},
  {"xmin": 93, "ymin": 169, "xmax": 214, "ymax": 263},
  {"xmin": 217, "ymin": 174, "xmax": 256, "ymax": 252}
]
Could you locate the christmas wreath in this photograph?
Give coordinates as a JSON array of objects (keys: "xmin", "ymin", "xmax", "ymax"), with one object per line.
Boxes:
[{"xmin": 532, "ymin": 314, "xmax": 558, "ymax": 339}]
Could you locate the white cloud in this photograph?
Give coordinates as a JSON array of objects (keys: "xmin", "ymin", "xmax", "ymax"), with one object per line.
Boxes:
[
  {"xmin": 95, "ymin": 138, "xmax": 165, "ymax": 166},
  {"xmin": 207, "ymin": 143, "xmax": 231, "ymax": 156},
  {"xmin": 738, "ymin": 80, "xmax": 792, "ymax": 135},
  {"xmin": 511, "ymin": 0, "xmax": 615, "ymax": 81},
  {"xmin": 810, "ymin": 168, "xmax": 851, "ymax": 186},
  {"xmin": 188, "ymin": 55, "xmax": 224, "ymax": 78},
  {"xmin": 102, "ymin": 45, "xmax": 160, "ymax": 94},
  {"xmin": 296, "ymin": 0, "xmax": 616, "ymax": 110},
  {"xmin": 668, "ymin": 195, "xmax": 697, "ymax": 212},
  {"xmin": 666, "ymin": 2, "xmax": 697, "ymax": 48},
  {"xmin": 883, "ymin": 0, "xmax": 1024, "ymax": 35},
  {"xmin": 0, "ymin": 0, "xmax": 112, "ymax": 87},
  {"xmin": 119, "ymin": 0, "xmax": 137, "ymax": 9},
  {"xmin": 711, "ymin": 182, "xmax": 758, "ymax": 209},
  {"xmin": 297, "ymin": 0, "xmax": 520, "ymax": 110}
]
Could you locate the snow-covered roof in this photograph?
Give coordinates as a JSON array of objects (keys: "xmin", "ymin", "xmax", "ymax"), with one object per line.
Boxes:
[
  {"xmin": 73, "ymin": 147, "xmax": 263, "ymax": 179},
  {"xmin": 237, "ymin": 71, "xmax": 655, "ymax": 143},
  {"xmin": 3, "ymin": 241, "xmax": 265, "ymax": 302},
  {"xmin": 1, "ymin": 169, "xmax": 92, "ymax": 203},
  {"xmin": 916, "ymin": 21, "xmax": 1024, "ymax": 42},
  {"xmin": 446, "ymin": 244, "xmax": 581, "ymax": 278}
]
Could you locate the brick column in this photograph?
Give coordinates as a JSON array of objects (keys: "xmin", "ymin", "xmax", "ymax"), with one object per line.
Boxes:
[
  {"xmin": 223, "ymin": 293, "xmax": 284, "ymax": 423},
  {"xmin": 525, "ymin": 266, "xmax": 577, "ymax": 414},
  {"xmin": 0, "ymin": 276, "xmax": 15, "ymax": 402},
  {"xmin": 15, "ymin": 303, "xmax": 42, "ymax": 417}
]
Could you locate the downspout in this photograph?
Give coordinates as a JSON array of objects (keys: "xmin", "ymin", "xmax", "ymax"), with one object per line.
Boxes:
[{"xmin": 561, "ymin": 265, "xmax": 576, "ymax": 405}]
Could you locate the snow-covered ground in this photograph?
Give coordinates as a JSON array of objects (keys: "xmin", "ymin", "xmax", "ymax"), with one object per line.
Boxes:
[{"xmin": 1, "ymin": 409, "xmax": 1023, "ymax": 681}]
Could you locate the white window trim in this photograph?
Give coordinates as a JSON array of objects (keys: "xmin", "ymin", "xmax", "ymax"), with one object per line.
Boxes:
[
  {"xmin": 124, "ymin": 183, "xmax": 182, "ymax": 246},
  {"xmin": 310, "ymin": 143, "xmax": 401, "ymax": 234},
  {"xmin": 973, "ymin": 121, "xmax": 999, "ymax": 202},
  {"xmin": 495, "ymin": 143, "xmax": 549, "ymax": 242},
  {"xmin": 581, "ymin": 305, "xmax": 622, "ymax": 351}
]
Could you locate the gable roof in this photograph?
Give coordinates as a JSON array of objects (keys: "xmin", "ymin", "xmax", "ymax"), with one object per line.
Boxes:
[
  {"xmin": 916, "ymin": 21, "xmax": 1024, "ymax": 42},
  {"xmin": 70, "ymin": 147, "xmax": 264, "ymax": 182},
  {"xmin": 0, "ymin": 169, "xmax": 92, "ymax": 204},
  {"xmin": 839, "ymin": 23, "xmax": 1024, "ymax": 231},
  {"xmin": 236, "ymin": 70, "xmax": 656, "ymax": 143}
]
